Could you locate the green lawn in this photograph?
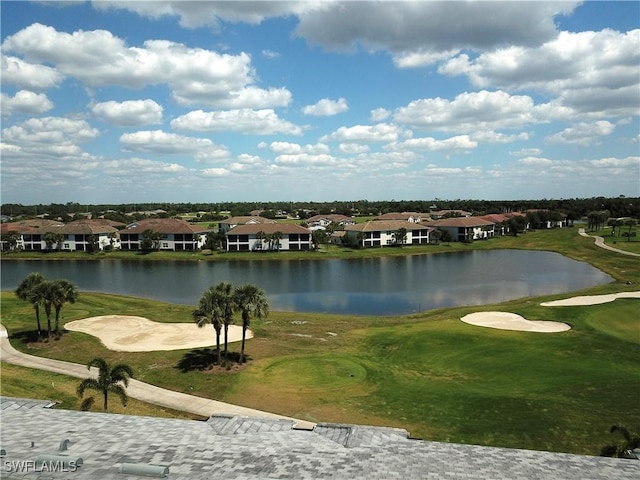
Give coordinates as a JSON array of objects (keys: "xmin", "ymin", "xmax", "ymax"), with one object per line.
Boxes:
[{"xmin": 1, "ymin": 227, "xmax": 639, "ymax": 455}]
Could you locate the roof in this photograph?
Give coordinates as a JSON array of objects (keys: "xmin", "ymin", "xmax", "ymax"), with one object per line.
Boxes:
[
  {"xmin": 226, "ymin": 223, "xmax": 311, "ymax": 235},
  {"xmin": 375, "ymin": 212, "xmax": 429, "ymax": 221},
  {"xmin": 123, "ymin": 218, "xmax": 207, "ymax": 234},
  {"xmin": 57, "ymin": 220, "xmax": 122, "ymax": 235},
  {"xmin": 305, "ymin": 214, "xmax": 354, "ymax": 223},
  {"xmin": 0, "ymin": 219, "xmax": 64, "ymax": 234},
  {"xmin": 426, "ymin": 217, "xmax": 496, "ymax": 228},
  {"xmin": 1, "ymin": 397, "xmax": 637, "ymax": 480},
  {"xmin": 477, "ymin": 213, "xmax": 511, "ymax": 223},
  {"xmin": 430, "ymin": 209, "xmax": 472, "ymax": 218},
  {"xmin": 345, "ymin": 220, "xmax": 434, "ymax": 232},
  {"xmin": 221, "ymin": 216, "xmax": 277, "ymax": 226}
]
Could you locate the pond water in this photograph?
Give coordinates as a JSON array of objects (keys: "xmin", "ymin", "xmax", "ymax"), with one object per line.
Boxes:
[{"xmin": 0, "ymin": 250, "xmax": 612, "ymax": 315}]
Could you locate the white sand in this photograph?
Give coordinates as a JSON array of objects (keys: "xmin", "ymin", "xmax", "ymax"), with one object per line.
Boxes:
[
  {"xmin": 65, "ymin": 315, "xmax": 252, "ymax": 352},
  {"xmin": 460, "ymin": 312, "xmax": 571, "ymax": 333},
  {"xmin": 540, "ymin": 291, "xmax": 640, "ymax": 307}
]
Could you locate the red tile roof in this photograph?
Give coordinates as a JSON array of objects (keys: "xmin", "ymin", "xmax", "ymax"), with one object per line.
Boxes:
[{"xmin": 123, "ymin": 218, "xmax": 208, "ymax": 234}]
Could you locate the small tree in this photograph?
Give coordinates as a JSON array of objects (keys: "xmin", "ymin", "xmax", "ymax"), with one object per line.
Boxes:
[
  {"xmin": 600, "ymin": 425, "xmax": 640, "ymax": 459},
  {"xmin": 51, "ymin": 279, "xmax": 79, "ymax": 333},
  {"xmin": 15, "ymin": 272, "xmax": 46, "ymax": 339},
  {"xmin": 234, "ymin": 284, "xmax": 269, "ymax": 364},
  {"xmin": 140, "ymin": 229, "xmax": 162, "ymax": 251},
  {"xmin": 392, "ymin": 228, "xmax": 407, "ymax": 246},
  {"xmin": 77, "ymin": 358, "xmax": 134, "ymax": 412}
]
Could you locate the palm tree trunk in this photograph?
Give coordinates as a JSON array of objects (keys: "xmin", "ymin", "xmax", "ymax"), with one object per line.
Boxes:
[
  {"xmin": 54, "ymin": 306, "xmax": 61, "ymax": 333},
  {"xmin": 224, "ymin": 324, "xmax": 229, "ymax": 364},
  {"xmin": 240, "ymin": 328, "xmax": 246, "ymax": 364},
  {"xmin": 103, "ymin": 390, "xmax": 108, "ymax": 412},
  {"xmin": 34, "ymin": 305, "xmax": 42, "ymax": 339},
  {"xmin": 215, "ymin": 329, "xmax": 221, "ymax": 365}
]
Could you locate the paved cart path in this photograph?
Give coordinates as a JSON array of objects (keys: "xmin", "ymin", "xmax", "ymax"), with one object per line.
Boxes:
[
  {"xmin": 579, "ymin": 228, "xmax": 640, "ymax": 257},
  {"xmin": 0, "ymin": 324, "xmax": 315, "ymax": 429}
]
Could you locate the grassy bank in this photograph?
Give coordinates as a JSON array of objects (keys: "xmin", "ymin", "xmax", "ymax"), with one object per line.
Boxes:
[{"xmin": 1, "ymin": 227, "xmax": 638, "ymax": 455}]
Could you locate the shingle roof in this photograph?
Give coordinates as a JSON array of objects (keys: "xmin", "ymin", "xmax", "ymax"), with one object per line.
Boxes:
[
  {"xmin": 345, "ymin": 220, "xmax": 433, "ymax": 232},
  {"xmin": 123, "ymin": 218, "xmax": 207, "ymax": 234},
  {"xmin": 1, "ymin": 397, "xmax": 637, "ymax": 480},
  {"xmin": 226, "ymin": 223, "xmax": 311, "ymax": 235}
]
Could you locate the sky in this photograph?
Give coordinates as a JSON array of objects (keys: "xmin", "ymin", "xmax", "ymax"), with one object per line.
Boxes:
[{"xmin": 1, "ymin": 1, "xmax": 639, "ymax": 204}]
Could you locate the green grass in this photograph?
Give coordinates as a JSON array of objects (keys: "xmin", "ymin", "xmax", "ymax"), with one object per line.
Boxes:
[{"xmin": 1, "ymin": 227, "xmax": 639, "ymax": 455}]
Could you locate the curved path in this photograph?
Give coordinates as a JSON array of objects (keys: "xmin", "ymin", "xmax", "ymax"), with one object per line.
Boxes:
[
  {"xmin": 0, "ymin": 324, "xmax": 315, "ymax": 429},
  {"xmin": 578, "ymin": 228, "xmax": 640, "ymax": 257}
]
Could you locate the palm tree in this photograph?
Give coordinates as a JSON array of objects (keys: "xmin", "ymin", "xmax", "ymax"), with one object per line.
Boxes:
[
  {"xmin": 600, "ymin": 425, "xmax": 640, "ymax": 458},
  {"xmin": 392, "ymin": 228, "xmax": 407, "ymax": 246},
  {"xmin": 15, "ymin": 272, "xmax": 46, "ymax": 339},
  {"xmin": 51, "ymin": 279, "xmax": 79, "ymax": 333},
  {"xmin": 234, "ymin": 284, "xmax": 269, "ymax": 364},
  {"xmin": 193, "ymin": 287, "xmax": 223, "ymax": 365},
  {"xmin": 32, "ymin": 280, "xmax": 56, "ymax": 340},
  {"xmin": 271, "ymin": 231, "xmax": 283, "ymax": 251},
  {"xmin": 255, "ymin": 230, "xmax": 266, "ymax": 251},
  {"xmin": 214, "ymin": 282, "xmax": 236, "ymax": 364},
  {"xmin": 76, "ymin": 358, "xmax": 134, "ymax": 413}
]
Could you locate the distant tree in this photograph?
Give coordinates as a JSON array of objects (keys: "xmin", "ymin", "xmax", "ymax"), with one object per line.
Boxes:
[
  {"xmin": 255, "ymin": 230, "xmax": 267, "ymax": 251},
  {"xmin": 431, "ymin": 229, "xmax": 442, "ymax": 245},
  {"xmin": 234, "ymin": 284, "xmax": 269, "ymax": 364},
  {"xmin": 140, "ymin": 229, "xmax": 162, "ymax": 251},
  {"xmin": 86, "ymin": 234, "xmax": 99, "ymax": 253},
  {"xmin": 77, "ymin": 358, "xmax": 134, "ymax": 413},
  {"xmin": 624, "ymin": 218, "xmax": 637, "ymax": 241},
  {"xmin": 1, "ymin": 230, "xmax": 21, "ymax": 251},
  {"xmin": 600, "ymin": 425, "xmax": 640, "ymax": 459},
  {"xmin": 508, "ymin": 216, "xmax": 527, "ymax": 236},
  {"xmin": 392, "ymin": 227, "xmax": 408, "ymax": 246},
  {"xmin": 43, "ymin": 231, "xmax": 64, "ymax": 251},
  {"xmin": 15, "ymin": 272, "xmax": 46, "ymax": 339}
]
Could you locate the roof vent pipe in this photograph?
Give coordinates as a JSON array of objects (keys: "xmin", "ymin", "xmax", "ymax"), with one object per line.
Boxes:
[{"xmin": 118, "ymin": 463, "xmax": 170, "ymax": 477}]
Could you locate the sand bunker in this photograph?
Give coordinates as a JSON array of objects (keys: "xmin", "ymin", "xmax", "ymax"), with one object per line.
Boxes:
[
  {"xmin": 65, "ymin": 315, "xmax": 252, "ymax": 352},
  {"xmin": 540, "ymin": 291, "xmax": 640, "ymax": 307},
  {"xmin": 460, "ymin": 312, "xmax": 570, "ymax": 333}
]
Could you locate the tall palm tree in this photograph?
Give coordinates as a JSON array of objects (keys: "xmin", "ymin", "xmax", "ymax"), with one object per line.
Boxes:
[
  {"xmin": 32, "ymin": 281, "xmax": 56, "ymax": 340},
  {"xmin": 15, "ymin": 272, "xmax": 46, "ymax": 339},
  {"xmin": 193, "ymin": 287, "xmax": 223, "ymax": 365},
  {"xmin": 213, "ymin": 282, "xmax": 236, "ymax": 364},
  {"xmin": 77, "ymin": 358, "xmax": 134, "ymax": 413},
  {"xmin": 234, "ymin": 284, "xmax": 269, "ymax": 364},
  {"xmin": 51, "ymin": 279, "xmax": 79, "ymax": 333},
  {"xmin": 271, "ymin": 231, "xmax": 283, "ymax": 251}
]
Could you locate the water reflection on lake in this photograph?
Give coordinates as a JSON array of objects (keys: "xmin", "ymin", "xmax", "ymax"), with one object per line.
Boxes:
[{"xmin": 0, "ymin": 250, "xmax": 612, "ymax": 315}]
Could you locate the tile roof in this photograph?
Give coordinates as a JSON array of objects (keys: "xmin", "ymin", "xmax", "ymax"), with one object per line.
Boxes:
[
  {"xmin": 345, "ymin": 220, "xmax": 433, "ymax": 232},
  {"xmin": 57, "ymin": 220, "xmax": 121, "ymax": 235},
  {"xmin": 375, "ymin": 212, "xmax": 428, "ymax": 221},
  {"xmin": 222, "ymin": 216, "xmax": 277, "ymax": 225},
  {"xmin": 123, "ymin": 218, "xmax": 208, "ymax": 234},
  {"xmin": 0, "ymin": 219, "xmax": 64, "ymax": 234},
  {"xmin": 306, "ymin": 214, "xmax": 354, "ymax": 223},
  {"xmin": 1, "ymin": 397, "xmax": 637, "ymax": 480},
  {"xmin": 426, "ymin": 217, "xmax": 495, "ymax": 228},
  {"xmin": 226, "ymin": 223, "xmax": 311, "ymax": 235}
]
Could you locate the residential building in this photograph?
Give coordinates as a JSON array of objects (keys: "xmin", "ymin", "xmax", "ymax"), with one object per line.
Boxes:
[
  {"xmin": 218, "ymin": 216, "xmax": 277, "ymax": 233},
  {"xmin": 119, "ymin": 218, "xmax": 208, "ymax": 251},
  {"xmin": 226, "ymin": 223, "xmax": 313, "ymax": 251},
  {"xmin": 429, "ymin": 209, "xmax": 472, "ymax": 219},
  {"xmin": 375, "ymin": 212, "xmax": 429, "ymax": 223},
  {"xmin": 344, "ymin": 220, "xmax": 433, "ymax": 247},
  {"xmin": 426, "ymin": 217, "xmax": 495, "ymax": 241},
  {"xmin": 0, "ymin": 219, "xmax": 64, "ymax": 250},
  {"xmin": 58, "ymin": 219, "xmax": 124, "ymax": 251},
  {"xmin": 305, "ymin": 214, "xmax": 355, "ymax": 228}
]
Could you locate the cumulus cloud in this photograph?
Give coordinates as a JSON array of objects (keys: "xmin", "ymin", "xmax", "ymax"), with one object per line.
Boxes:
[
  {"xmin": 294, "ymin": 1, "xmax": 578, "ymax": 65},
  {"xmin": 1, "ymin": 55, "xmax": 63, "ymax": 90},
  {"xmin": 2, "ymin": 23, "xmax": 291, "ymax": 108},
  {"xmin": 1, "ymin": 90, "xmax": 53, "ymax": 116},
  {"xmin": 393, "ymin": 90, "xmax": 541, "ymax": 132},
  {"xmin": 302, "ymin": 97, "xmax": 348, "ymax": 116},
  {"xmin": 518, "ymin": 157, "xmax": 553, "ymax": 166},
  {"xmin": 385, "ymin": 135, "xmax": 478, "ymax": 152},
  {"xmin": 320, "ymin": 123, "xmax": 403, "ymax": 143},
  {"xmin": 171, "ymin": 109, "xmax": 304, "ymax": 135},
  {"xmin": 91, "ymin": 99, "xmax": 163, "ymax": 126},
  {"xmin": 370, "ymin": 108, "xmax": 390, "ymax": 122},
  {"xmin": 2, "ymin": 116, "xmax": 99, "ymax": 148},
  {"xmin": 339, "ymin": 143, "xmax": 370, "ymax": 154},
  {"xmin": 546, "ymin": 121, "xmax": 615, "ymax": 145},
  {"xmin": 265, "ymin": 141, "xmax": 330, "ymax": 155},
  {"xmin": 440, "ymin": 29, "xmax": 640, "ymax": 117},
  {"xmin": 471, "ymin": 131, "xmax": 529, "ymax": 144},
  {"xmin": 510, "ymin": 148, "xmax": 542, "ymax": 157},
  {"xmin": 103, "ymin": 157, "xmax": 187, "ymax": 174},
  {"xmin": 119, "ymin": 130, "xmax": 214, "ymax": 154}
]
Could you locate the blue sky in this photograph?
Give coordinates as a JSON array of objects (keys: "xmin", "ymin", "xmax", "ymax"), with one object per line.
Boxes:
[{"xmin": 1, "ymin": 1, "xmax": 638, "ymax": 204}]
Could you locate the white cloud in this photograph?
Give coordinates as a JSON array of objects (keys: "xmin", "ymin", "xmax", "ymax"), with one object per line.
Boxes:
[
  {"xmin": 1, "ymin": 90, "xmax": 53, "ymax": 116},
  {"xmin": 440, "ymin": 29, "xmax": 640, "ymax": 117},
  {"xmin": 339, "ymin": 143, "xmax": 369, "ymax": 154},
  {"xmin": 275, "ymin": 153, "xmax": 339, "ymax": 167},
  {"xmin": 471, "ymin": 131, "xmax": 529, "ymax": 144},
  {"xmin": 302, "ymin": 97, "xmax": 348, "ymax": 116},
  {"xmin": 370, "ymin": 108, "xmax": 390, "ymax": 122},
  {"xmin": 171, "ymin": 109, "xmax": 304, "ymax": 135},
  {"xmin": 91, "ymin": 99, "xmax": 163, "ymax": 126},
  {"xmin": 510, "ymin": 148, "xmax": 542, "ymax": 157},
  {"xmin": 0, "ymin": 55, "xmax": 63, "ymax": 90},
  {"xmin": 393, "ymin": 90, "xmax": 539, "ymax": 132},
  {"xmin": 2, "ymin": 116, "xmax": 99, "ymax": 148},
  {"xmin": 320, "ymin": 123, "xmax": 403, "ymax": 143},
  {"xmin": 590, "ymin": 156, "xmax": 639, "ymax": 168},
  {"xmin": 518, "ymin": 157, "xmax": 553, "ymax": 166},
  {"xmin": 201, "ymin": 167, "xmax": 231, "ymax": 177},
  {"xmin": 262, "ymin": 49, "xmax": 280, "ymax": 59},
  {"xmin": 385, "ymin": 135, "xmax": 478, "ymax": 152},
  {"xmin": 2, "ymin": 23, "xmax": 291, "ymax": 109},
  {"xmin": 546, "ymin": 121, "xmax": 615, "ymax": 145},
  {"xmin": 103, "ymin": 157, "xmax": 187, "ymax": 174},
  {"xmin": 266, "ymin": 142, "xmax": 329, "ymax": 155},
  {"xmin": 119, "ymin": 130, "xmax": 214, "ymax": 154}
]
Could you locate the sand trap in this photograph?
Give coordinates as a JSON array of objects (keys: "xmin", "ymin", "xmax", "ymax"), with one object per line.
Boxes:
[
  {"xmin": 540, "ymin": 291, "xmax": 640, "ymax": 307},
  {"xmin": 65, "ymin": 315, "xmax": 252, "ymax": 352},
  {"xmin": 460, "ymin": 312, "xmax": 571, "ymax": 333}
]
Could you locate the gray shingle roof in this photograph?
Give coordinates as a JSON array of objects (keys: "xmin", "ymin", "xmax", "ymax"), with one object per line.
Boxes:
[{"xmin": 1, "ymin": 397, "xmax": 637, "ymax": 479}]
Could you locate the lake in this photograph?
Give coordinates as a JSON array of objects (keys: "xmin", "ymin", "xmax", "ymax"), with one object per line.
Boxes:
[{"xmin": 0, "ymin": 250, "xmax": 612, "ymax": 315}]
